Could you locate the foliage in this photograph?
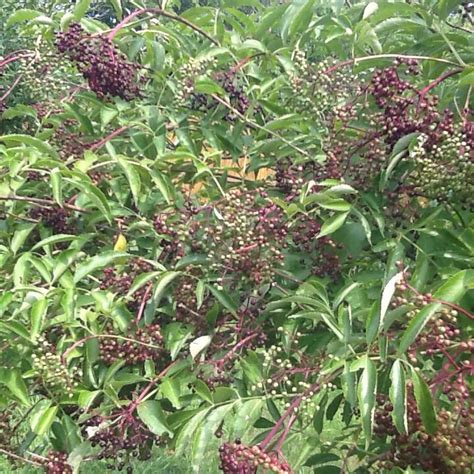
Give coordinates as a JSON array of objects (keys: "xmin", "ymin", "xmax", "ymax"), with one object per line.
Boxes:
[{"xmin": 0, "ymin": 1, "xmax": 473, "ymax": 473}]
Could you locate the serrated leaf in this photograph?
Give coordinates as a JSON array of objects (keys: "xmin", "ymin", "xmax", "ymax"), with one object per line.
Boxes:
[
  {"xmin": 137, "ymin": 400, "xmax": 173, "ymax": 437},
  {"xmin": 319, "ymin": 212, "xmax": 349, "ymax": 238},
  {"xmin": 411, "ymin": 369, "xmax": 437, "ymax": 434},
  {"xmin": 116, "ymin": 156, "xmax": 141, "ymax": 206},
  {"xmin": 31, "ymin": 404, "xmax": 58, "ymax": 435},
  {"xmin": 0, "ymin": 134, "xmax": 59, "ymax": 159},
  {"xmin": 389, "ymin": 360, "xmax": 407, "ymax": 434},
  {"xmin": 74, "ymin": 251, "xmax": 128, "ymax": 283},
  {"xmin": 358, "ymin": 357, "xmax": 377, "ymax": 448}
]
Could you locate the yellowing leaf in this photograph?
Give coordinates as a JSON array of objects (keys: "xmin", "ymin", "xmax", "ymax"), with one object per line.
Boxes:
[{"xmin": 114, "ymin": 234, "xmax": 127, "ymax": 252}]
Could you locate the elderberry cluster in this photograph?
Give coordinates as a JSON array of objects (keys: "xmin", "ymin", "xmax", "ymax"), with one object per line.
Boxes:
[
  {"xmin": 56, "ymin": 23, "xmax": 141, "ymax": 100},
  {"xmin": 30, "ymin": 206, "xmax": 73, "ymax": 234},
  {"xmin": 190, "ymin": 70, "xmax": 251, "ymax": 120},
  {"xmin": 205, "ymin": 188, "xmax": 288, "ymax": 284},
  {"xmin": 32, "ymin": 336, "xmax": 80, "ymax": 397},
  {"xmin": 99, "ymin": 324, "xmax": 164, "ymax": 366},
  {"xmin": 290, "ymin": 50, "xmax": 358, "ymax": 122},
  {"xmin": 100, "ymin": 259, "xmax": 154, "ymax": 312},
  {"xmin": 44, "ymin": 451, "xmax": 72, "ymax": 474},
  {"xmin": 81, "ymin": 413, "xmax": 161, "ymax": 469},
  {"xmin": 175, "ymin": 57, "xmax": 217, "ymax": 106},
  {"xmin": 374, "ymin": 393, "xmax": 473, "ymax": 473},
  {"xmin": 219, "ymin": 441, "xmax": 291, "ymax": 474}
]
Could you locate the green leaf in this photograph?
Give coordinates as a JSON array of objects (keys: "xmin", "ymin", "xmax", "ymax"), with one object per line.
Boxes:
[
  {"xmin": 108, "ymin": 0, "xmax": 122, "ymax": 18},
  {"xmin": 31, "ymin": 403, "xmax": 58, "ymax": 435},
  {"xmin": 74, "ymin": 0, "xmax": 92, "ymax": 19},
  {"xmin": 0, "ymin": 369, "xmax": 30, "ymax": 405},
  {"xmin": 7, "ymin": 9, "xmax": 41, "ymax": 27},
  {"xmin": 305, "ymin": 453, "xmax": 340, "ymax": 466},
  {"xmin": 207, "ymin": 285, "xmax": 237, "ymax": 316},
  {"xmin": 152, "ymin": 271, "xmax": 181, "ymax": 306},
  {"xmin": 358, "ymin": 357, "xmax": 377, "ymax": 448},
  {"xmin": 11, "ymin": 223, "xmax": 36, "ymax": 256},
  {"xmin": 0, "ymin": 134, "xmax": 59, "ymax": 159},
  {"xmin": 411, "ymin": 369, "xmax": 437, "ymax": 434},
  {"xmin": 389, "ymin": 360, "xmax": 407, "ymax": 434},
  {"xmin": 160, "ymin": 377, "xmax": 182, "ymax": 409},
  {"xmin": 194, "ymin": 77, "xmax": 225, "ymax": 95},
  {"xmin": 117, "ymin": 156, "xmax": 142, "ymax": 206},
  {"xmin": 30, "ymin": 298, "xmax": 48, "ymax": 340},
  {"xmin": 74, "ymin": 251, "xmax": 129, "ymax": 283},
  {"xmin": 137, "ymin": 400, "xmax": 173, "ymax": 437},
  {"xmin": 65, "ymin": 178, "xmax": 111, "ymax": 223},
  {"xmin": 319, "ymin": 212, "xmax": 349, "ymax": 238},
  {"xmin": 194, "ymin": 380, "xmax": 214, "ymax": 404},
  {"xmin": 50, "ymin": 168, "xmax": 62, "ymax": 205}
]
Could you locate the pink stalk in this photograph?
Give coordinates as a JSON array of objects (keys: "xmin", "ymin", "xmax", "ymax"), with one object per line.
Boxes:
[
  {"xmin": 89, "ymin": 125, "xmax": 129, "ymax": 151},
  {"xmin": 106, "ymin": 8, "xmax": 218, "ymax": 45}
]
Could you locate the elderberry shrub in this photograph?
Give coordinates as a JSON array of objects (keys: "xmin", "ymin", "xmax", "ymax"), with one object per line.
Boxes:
[
  {"xmin": 219, "ymin": 441, "xmax": 291, "ymax": 474},
  {"xmin": 56, "ymin": 23, "xmax": 141, "ymax": 100}
]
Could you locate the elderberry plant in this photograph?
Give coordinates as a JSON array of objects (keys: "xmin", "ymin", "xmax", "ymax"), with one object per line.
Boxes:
[{"xmin": 0, "ymin": 1, "xmax": 473, "ymax": 473}]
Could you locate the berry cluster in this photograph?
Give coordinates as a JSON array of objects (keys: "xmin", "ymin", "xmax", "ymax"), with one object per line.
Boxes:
[
  {"xmin": 44, "ymin": 451, "xmax": 72, "ymax": 474},
  {"xmin": 0, "ymin": 409, "xmax": 13, "ymax": 449},
  {"xmin": 205, "ymin": 188, "xmax": 288, "ymax": 284},
  {"xmin": 290, "ymin": 215, "xmax": 342, "ymax": 279},
  {"xmin": 81, "ymin": 413, "xmax": 161, "ymax": 469},
  {"xmin": 56, "ymin": 23, "xmax": 141, "ymax": 100},
  {"xmin": 30, "ymin": 206, "xmax": 73, "ymax": 234},
  {"xmin": 190, "ymin": 70, "xmax": 251, "ymax": 120},
  {"xmin": 219, "ymin": 441, "xmax": 291, "ymax": 474},
  {"xmin": 32, "ymin": 336, "xmax": 80, "ymax": 397},
  {"xmin": 100, "ymin": 259, "xmax": 154, "ymax": 312},
  {"xmin": 175, "ymin": 57, "xmax": 217, "ymax": 106},
  {"xmin": 153, "ymin": 214, "xmax": 186, "ymax": 263},
  {"xmin": 99, "ymin": 324, "xmax": 164, "ymax": 366},
  {"xmin": 290, "ymin": 50, "xmax": 358, "ymax": 122},
  {"xmin": 374, "ymin": 393, "xmax": 473, "ymax": 473}
]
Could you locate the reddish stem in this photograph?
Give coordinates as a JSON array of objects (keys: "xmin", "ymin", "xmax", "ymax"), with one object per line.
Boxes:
[
  {"xmin": 418, "ymin": 68, "xmax": 462, "ymax": 98},
  {"xmin": 135, "ymin": 283, "xmax": 153, "ymax": 324},
  {"xmin": 234, "ymin": 243, "xmax": 259, "ymax": 254},
  {"xmin": 213, "ymin": 333, "xmax": 258, "ymax": 369},
  {"xmin": 89, "ymin": 125, "xmax": 129, "ymax": 151},
  {"xmin": 106, "ymin": 8, "xmax": 218, "ymax": 45}
]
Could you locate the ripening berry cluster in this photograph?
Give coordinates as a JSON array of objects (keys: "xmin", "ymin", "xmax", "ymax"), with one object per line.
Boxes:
[
  {"xmin": 99, "ymin": 324, "xmax": 164, "ymax": 366},
  {"xmin": 154, "ymin": 215, "xmax": 186, "ymax": 263},
  {"xmin": 219, "ymin": 441, "xmax": 291, "ymax": 474},
  {"xmin": 100, "ymin": 259, "xmax": 154, "ymax": 311},
  {"xmin": 81, "ymin": 413, "xmax": 161, "ymax": 469},
  {"xmin": 44, "ymin": 451, "xmax": 72, "ymax": 474},
  {"xmin": 205, "ymin": 188, "xmax": 288, "ymax": 284},
  {"xmin": 56, "ymin": 23, "xmax": 141, "ymax": 100},
  {"xmin": 30, "ymin": 206, "xmax": 72, "ymax": 234},
  {"xmin": 0, "ymin": 410, "xmax": 12, "ymax": 450},
  {"xmin": 175, "ymin": 57, "xmax": 217, "ymax": 105},
  {"xmin": 32, "ymin": 336, "xmax": 80, "ymax": 397},
  {"xmin": 374, "ymin": 393, "xmax": 473, "ymax": 473},
  {"xmin": 290, "ymin": 50, "xmax": 358, "ymax": 121},
  {"xmin": 189, "ymin": 70, "xmax": 251, "ymax": 120}
]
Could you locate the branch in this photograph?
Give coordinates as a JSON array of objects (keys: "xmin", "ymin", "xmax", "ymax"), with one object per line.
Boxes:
[
  {"xmin": 0, "ymin": 74, "xmax": 23, "ymax": 102},
  {"xmin": 211, "ymin": 94, "xmax": 312, "ymax": 158},
  {"xmin": 418, "ymin": 68, "xmax": 463, "ymax": 98},
  {"xmin": 107, "ymin": 8, "xmax": 219, "ymax": 45},
  {"xmin": 323, "ymin": 54, "xmax": 461, "ymax": 75},
  {"xmin": 61, "ymin": 334, "xmax": 162, "ymax": 363},
  {"xmin": 0, "ymin": 448, "xmax": 42, "ymax": 467},
  {"xmin": 0, "ymin": 195, "xmax": 87, "ymax": 213},
  {"xmin": 89, "ymin": 125, "xmax": 129, "ymax": 151}
]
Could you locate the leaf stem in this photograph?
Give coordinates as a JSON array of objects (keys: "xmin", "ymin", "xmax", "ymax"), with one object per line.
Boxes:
[{"xmin": 107, "ymin": 8, "xmax": 219, "ymax": 45}]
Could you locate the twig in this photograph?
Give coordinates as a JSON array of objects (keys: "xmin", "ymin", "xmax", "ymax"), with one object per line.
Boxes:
[
  {"xmin": 417, "ymin": 68, "xmax": 463, "ymax": 98},
  {"xmin": 0, "ymin": 74, "xmax": 23, "ymax": 102},
  {"xmin": 210, "ymin": 94, "xmax": 312, "ymax": 158},
  {"xmin": 107, "ymin": 8, "xmax": 219, "ymax": 45},
  {"xmin": 0, "ymin": 195, "xmax": 87, "ymax": 213},
  {"xmin": 0, "ymin": 448, "xmax": 42, "ymax": 467},
  {"xmin": 323, "ymin": 54, "xmax": 461, "ymax": 75},
  {"xmin": 90, "ymin": 125, "xmax": 130, "ymax": 151},
  {"xmin": 135, "ymin": 283, "xmax": 153, "ymax": 323},
  {"xmin": 61, "ymin": 334, "xmax": 162, "ymax": 363}
]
